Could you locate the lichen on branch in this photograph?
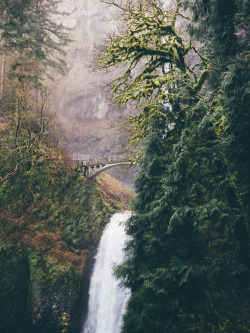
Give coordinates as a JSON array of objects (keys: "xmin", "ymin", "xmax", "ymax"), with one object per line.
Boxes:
[{"xmin": 98, "ymin": 0, "xmax": 209, "ymax": 147}]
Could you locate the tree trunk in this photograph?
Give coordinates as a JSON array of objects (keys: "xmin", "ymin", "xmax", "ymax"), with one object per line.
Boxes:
[{"xmin": 0, "ymin": 53, "xmax": 6, "ymax": 100}]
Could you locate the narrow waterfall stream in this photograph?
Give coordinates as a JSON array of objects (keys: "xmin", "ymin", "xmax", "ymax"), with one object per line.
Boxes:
[{"xmin": 83, "ymin": 211, "xmax": 131, "ymax": 333}]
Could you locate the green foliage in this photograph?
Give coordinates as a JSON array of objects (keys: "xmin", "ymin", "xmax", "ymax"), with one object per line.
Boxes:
[
  {"xmin": 98, "ymin": 0, "xmax": 209, "ymax": 147},
  {"xmin": 0, "ymin": 124, "xmax": 112, "ymax": 332},
  {"xmin": 0, "ymin": 1, "xmax": 132, "ymax": 332},
  {"xmin": 186, "ymin": 0, "xmax": 250, "ymax": 219},
  {"xmin": 119, "ymin": 100, "xmax": 249, "ymax": 333},
  {"xmin": 0, "ymin": 0, "xmax": 69, "ymax": 82},
  {"xmin": 0, "ymin": 0, "xmax": 70, "ymax": 154},
  {"xmin": 99, "ymin": 0, "xmax": 250, "ymax": 332}
]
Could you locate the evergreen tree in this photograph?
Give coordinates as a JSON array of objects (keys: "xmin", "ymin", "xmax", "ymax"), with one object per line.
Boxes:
[
  {"xmin": 120, "ymin": 101, "xmax": 249, "ymax": 332},
  {"xmin": 0, "ymin": 0, "xmax": 70, "ymax": 147},
  {"xmin": 185, "ymin": 0, "xmax": 250, "ymax": 326},
  {"xmin": 186, "ymin": 0, "xmax": 250, "ymax": 221},
  {"xmin": 0, "ymin": 0, "xmax": 69, "ymax": 82},
  {"xmin": 99, "ymin": 0, "xmax": 250, "ymax": 331},
  {"xmin": 0, "ymin": 0, "xmax": 70, "ymax": 182}
]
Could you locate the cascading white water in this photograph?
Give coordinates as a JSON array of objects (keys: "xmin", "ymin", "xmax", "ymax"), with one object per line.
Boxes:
[{"xmin": 83, "ymin": 211, "xmax": 131, "ymax": 333}]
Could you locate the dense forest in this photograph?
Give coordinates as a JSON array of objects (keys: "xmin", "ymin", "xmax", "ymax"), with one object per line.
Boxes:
[
  {"xmin": 0, "ymin": 1, "xmax": 132, "ymax": 332},
  {"xmin": 98, "ymin": 0, "xmax": 250, "ymax": 332},
  {"xmin": 0, "ymin": 0, "xmax": 249, "ymax": 332}
]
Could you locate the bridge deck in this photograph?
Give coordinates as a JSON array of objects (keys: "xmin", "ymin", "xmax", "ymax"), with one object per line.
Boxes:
[{"xmin": 73, "ymin": 156, "xmax": 129, "ymax": 167}]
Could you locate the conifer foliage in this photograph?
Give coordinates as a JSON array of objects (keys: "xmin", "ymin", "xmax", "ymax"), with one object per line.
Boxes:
[
  {"xmin": 100, "ymin": 0, "xmax": 250, "ymax": 331},
  {"xmin": 0, "ymin": 0, "xmax": 70, "ymax": 154},
  {"xmin": 0, "ymin": 0, "xmax": 69, "ymax": 81},
  {"xmin": 0, "ymin": 1, "xmax": 94, "ymax": 333}
]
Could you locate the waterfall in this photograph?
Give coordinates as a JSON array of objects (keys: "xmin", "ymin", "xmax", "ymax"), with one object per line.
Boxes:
[{"xmin": 83, "ymin": 211, "xmax": 131, "ymax": 333}]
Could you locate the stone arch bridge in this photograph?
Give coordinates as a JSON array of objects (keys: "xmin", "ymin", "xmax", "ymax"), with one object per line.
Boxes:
[{"xmin": 72, "ymin": 154, "xmax": 131, "ymax": 179}]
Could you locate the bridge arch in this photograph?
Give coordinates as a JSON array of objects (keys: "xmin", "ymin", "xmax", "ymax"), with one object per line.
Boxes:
[
  {"xmin": 72, "ymin": 155, "xmax": 133, "ymax": 179},
  {"xmin": 88, "ymin": 162, "xmax": 131, "ymax": 179}
]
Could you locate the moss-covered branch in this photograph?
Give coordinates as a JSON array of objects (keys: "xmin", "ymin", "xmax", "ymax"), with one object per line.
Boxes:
[{"xmin": 98, "ymin": 0, "xmax": 209, "ymax": 148}]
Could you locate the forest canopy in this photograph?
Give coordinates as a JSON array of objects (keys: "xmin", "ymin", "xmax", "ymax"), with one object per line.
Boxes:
[{"xmin": 98, "ymin": 0, "xmax": 250, "ymax": 332}]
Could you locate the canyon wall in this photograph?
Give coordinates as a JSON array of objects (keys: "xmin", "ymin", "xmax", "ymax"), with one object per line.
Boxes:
[{"xmin": 48, "ymin": 0, "xmax": 130, "ymax": 159}]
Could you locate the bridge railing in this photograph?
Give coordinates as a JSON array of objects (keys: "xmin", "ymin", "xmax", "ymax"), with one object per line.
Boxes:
[
  {"xmin": 72, "ymin": 154, "xmax": 90, "ymax": 161},
  {"xmin": 72, "ymin": 155, "xmax": 128, "ymax": 166}
]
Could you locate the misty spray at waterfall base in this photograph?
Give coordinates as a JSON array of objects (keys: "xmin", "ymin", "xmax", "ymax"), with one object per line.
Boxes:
[{"xmin": 83, "ymin": 212, "xmax": 131, "ymax": 333}]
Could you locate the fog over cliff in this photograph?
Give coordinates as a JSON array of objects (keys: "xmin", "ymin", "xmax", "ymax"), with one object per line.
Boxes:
[{"xmin": 48, "ymin": 0, "xmax": 131, "ymax": 160}]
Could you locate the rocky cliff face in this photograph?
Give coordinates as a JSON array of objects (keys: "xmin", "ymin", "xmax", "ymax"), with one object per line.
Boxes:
[{"xmin": 48, "ymin": 0, "xmax": 129, "ymax": 158}]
